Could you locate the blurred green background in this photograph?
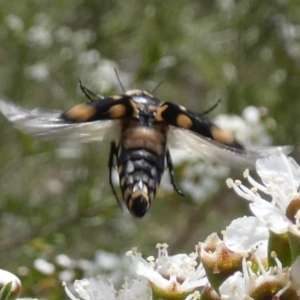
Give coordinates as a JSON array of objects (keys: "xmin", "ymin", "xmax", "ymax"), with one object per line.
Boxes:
[{"xmin": 0, "ymin": 0, "xmax": 300, "ymax": 298}]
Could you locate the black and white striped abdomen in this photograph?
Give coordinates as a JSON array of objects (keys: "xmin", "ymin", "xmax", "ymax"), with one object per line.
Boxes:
[{"xmin": 116, "ymin": 121, "xmax": 167, "ymax": 217}]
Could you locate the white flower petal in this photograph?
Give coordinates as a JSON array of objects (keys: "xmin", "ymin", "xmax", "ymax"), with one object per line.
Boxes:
[
  {"xmin": 33, "ymin": 258, "xmax": 55, "ymax": 275},
  {"xmin": 229, "ymin": 152, "xmax": 300, "ymax": 236},
  {"xmin": 0, "ymin": 269, "xmax": 21, "ymax": 294},
  {"xmin": 256, "ymin": 153, "xmax": 300, "ymax": 193},
  {"xmin": 118, "ymin": 278, "xmax": 151, "ymax": 300},
  {"xmin": 219, "ymin": 271, "xmax": 246, "ymax": 299},
  {"xmin": 224, "ymin": 216, "xmax": 269, "ymax": 253},
  {"xmin": 220, "ymin": 253, "xmax": 293, "ymax": 299},
  {"xmin": 135, "ymin": 260, "xmax": 170, "ymax": 289},
  {"xmin": 73, "ymin": 278, "xmax": 115, "ymax": 300},
  {"xmin": 128, "ymin": 245, "xmax": 207, "ymax": 293},
  {"xmin": 250, "ymin": 202, "xmax": 289, "ymax": 234}
]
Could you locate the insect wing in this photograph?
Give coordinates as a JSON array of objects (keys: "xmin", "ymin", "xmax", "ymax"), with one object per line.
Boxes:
[
  {"xmin": 167, "ymin": 127, "xmax": 292, "ymax": 168},
  {"xmin": 0, "ymin": 99, "xmax": 119, "ymax": 142}
]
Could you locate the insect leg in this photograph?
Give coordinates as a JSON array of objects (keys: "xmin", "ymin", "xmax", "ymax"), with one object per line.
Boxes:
[
  {"xmin": 108, "ymin": 142, "xmax": 123, "ymax": 210},
  {"xmin": 166, "ymin": 149, "xmax": 186, "ymax": 198}
]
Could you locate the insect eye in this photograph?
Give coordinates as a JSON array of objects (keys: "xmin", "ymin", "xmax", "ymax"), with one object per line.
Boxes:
[{"xmin": 129, "ymin": 195, "xmax": 149, "ymax": 218}]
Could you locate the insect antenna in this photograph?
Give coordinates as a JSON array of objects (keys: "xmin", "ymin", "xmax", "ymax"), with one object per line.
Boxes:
[
  {"xmin": 201, "ymin": 99, "xmax": 221, "ymax": 115},
  {"xmin": 114, "ymin": 68, "xmax": 126, "ymax": 93},
  {"xmin": 151, "ymin": 79, "xmax": 165, "ymax": 94},
  {"xmin": 79, "ymin": 79, "xmax": 103, "ymax": 101}
]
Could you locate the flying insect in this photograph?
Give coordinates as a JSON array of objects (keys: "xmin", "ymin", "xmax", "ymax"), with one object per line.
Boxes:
[{"xmin": 0, "ymin": 81, "xmax": 287, "ymax": 217}]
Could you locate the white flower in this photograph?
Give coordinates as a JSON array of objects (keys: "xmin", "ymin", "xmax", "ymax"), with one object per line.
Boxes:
[
  {"xmin": 0, "ymin": 269, "xmax": 21, "ymax": 295},
  {"xmin": 227, "ymin": 149, "xmax": 300, "ymax": 235},
  {"xmin": 64, "ymin": 277, "xmax": 151, "ymax": 300},
  {"xmin": 180, "ymin": 161, "xmax": 229, "ymax": 203},
  {"xmin": 64, "ymin": 277, "xmax": 116, "ymax": 300},
  {"xmin": 118, "ymin": 277, "xmax": 151, "ymax": 300},
  {"xmin": 79, "ymin": 249, "xmax": 135, "ymax": 288},
  {"xmin": 94, "ymin": 250, "xmax": 121, "ymax": 271},
  {"xmin": 126, "ymin": 243, "xmax": 207, "ymax": 294},
  {"xmin": 55, "ymin": 254, "xmax": 74, "ymax": 269},
  {"xmin": 219, "ymin": 250, "xmax": 296, "ymax": 299},
  {"xmin": 33, "ymin": 258, "xmax": 55, "ymax": 275},
  {"xmin": 27, "ymin": 25, "xmax": 53, "ymax": 48},
  {"xmin": 25, "ymin": 62, "xmax": 49, "ymax": 82},
  {"xmin": 219, "ymin": 271, "xmax": 247, "ymax": 300},
  {"xmin": 223, "ymin": 216, "xmax": 269, "ymax": 253},
  {"xmin": 59, "ymin": 270, "xmax": 75, "ymax": 282}
]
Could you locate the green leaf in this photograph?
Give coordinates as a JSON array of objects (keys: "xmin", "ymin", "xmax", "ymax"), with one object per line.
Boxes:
[{"xmin": 0, "ymin": 282, "xmax": 12, "ymax": 300}]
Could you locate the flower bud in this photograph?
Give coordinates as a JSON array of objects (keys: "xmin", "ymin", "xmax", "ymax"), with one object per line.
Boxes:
[
  {"xmin": 197, "ymin": 233, "xmax": 243, "ymax": 291},
  {"xmin": 0, "ymin": 269, "xmax": 21, "ymax": 298}
]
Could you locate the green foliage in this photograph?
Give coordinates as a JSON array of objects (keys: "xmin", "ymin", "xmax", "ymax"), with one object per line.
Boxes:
[{"xmin": 0, "ymin": 283, "xmax": 12, "ymax": 300}]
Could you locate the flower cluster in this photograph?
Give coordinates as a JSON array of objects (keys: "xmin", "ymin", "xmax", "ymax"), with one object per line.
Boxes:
[
  {"xmin": 60, "ymin": 150, "xmax": 300, "ymax": 300},
  {"xmin": 227, "ymin": 148, "xmax": 300, "ymax": 236},
  {"xmin": 63, "ymin": 243, "xmax": 206, "ymax": 300},
  {"xmin": 3, "ymin": 150, "xmax": 300, "ymax": 299}
]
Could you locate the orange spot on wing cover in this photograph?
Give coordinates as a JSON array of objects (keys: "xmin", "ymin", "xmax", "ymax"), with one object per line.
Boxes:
[
  {"xmin": 210, "ymin": 126, "xmax": 235, "ymax": 145},
  {"xmin": 64, "ymin": 104, "xmax": 97, "ymax": 122}
]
